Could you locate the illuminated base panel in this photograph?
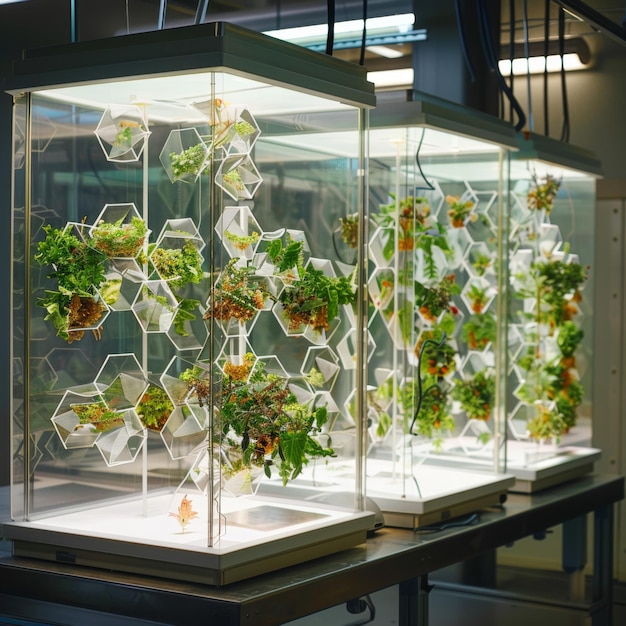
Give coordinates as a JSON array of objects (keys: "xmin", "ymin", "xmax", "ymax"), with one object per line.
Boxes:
[
  {"xmin": 363, "ymin": 461, "xmax": 515, "ymax": 529},
  {"xmin": 261, "ymin": 459, "xmax": 515, "ymax": 530},
  {"xmin": 434, "ymin": 425, "xmax": 600, "ymax": 494},
  {"xmin": 3, "ymin": 494, "xmax": 375, "ymax": 586}
]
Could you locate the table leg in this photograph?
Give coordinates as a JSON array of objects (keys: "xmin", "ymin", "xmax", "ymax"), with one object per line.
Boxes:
[
  {"xmin": 562, "ymin": 514, "xmax": 587, "ymax": 602},
  {"xmin": 592, "ymin": 503, "xmax": 614, "ymax": 626},
  {"xmin": 399, "ymin": 575, "xmax": 432, "ymax": 626}
]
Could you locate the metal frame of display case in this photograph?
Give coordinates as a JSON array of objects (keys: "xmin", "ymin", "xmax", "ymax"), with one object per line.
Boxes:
[{"xmin": 3, "ymin": 22, "xmax": 378, "ymax": 585}]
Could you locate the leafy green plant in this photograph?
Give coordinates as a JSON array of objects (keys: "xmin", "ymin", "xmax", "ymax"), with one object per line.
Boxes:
[
  {"xmin": 451, "ymin": 370, "xmax": 495, "ymax": 421},
  {"xmin": 339, "ymin": 214, "xmax": 359, "ymax": 248},
  {"xmin": 91, "ymin": 215, "xmax": 148, "ymax": 258},
  {"xmin": 527, "ymin": 173, "xmax": 561, "ymax": 215},
  {"xmin": 151, "ymin": 240, "xmax": 204, "ymax": 290},
  {"xmin": 461, "ymin": 313, "xmax": 497, "ymax": 351},
  {"xmin": 203, "ymin": 258, "xmax": 267, "ymax": 325},
  {"xmin": 169, "ymin": 143, "xmax": 209, "ymax": 179},
  {"xmin": 35, "ymin": 224, "xmax": 108, "ymax": 342},
  {"xmin": 400, "ymin": 375, "xmax": 455, "ymax": 451},
  {"xmin": 466, "ymin": 283, "xmax": 490, "ymax": 314},
  {"xmin": 224, "ymin": 230, "xmax": 260, "ymax": 252},
  {"xmin": 217, "ymin": 357, "xmax": 334, "ymax": 485},
  {"xmin": 372, "ymin": 195, "xmax": 451, "ymax": 279},
  {"xmin": 268, "ymin": 238, "xmax": 356, "ymax": 334},
  {"xmin": 137, "ymin": 384, "xmax": 174, "ymax": 431},
  {"xmin": 446, "ymin": 194, "xmax": 476, "ymax": 228},
  {"xmin": 416, "ymin": 274, "xmax": 460, "ymax": 321},
  {"xmin": 71, "ymin": 401, "xmax": 124, "ymax": 433}
]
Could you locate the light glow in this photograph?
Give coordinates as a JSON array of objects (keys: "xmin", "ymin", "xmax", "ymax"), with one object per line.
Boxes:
[
  {"xmin": 366, "ymin": 45, "xmax": 405, "ymax": 59},
  {"xmin": 498, "ymin": 53, "xmax": 587, "ymax": 76},
  {"xmin": 367, "ymin": 67, "xmax": 414, "ymax": 89}
]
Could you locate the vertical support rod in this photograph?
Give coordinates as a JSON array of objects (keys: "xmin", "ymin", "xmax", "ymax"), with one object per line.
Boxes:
[
  {"xmin": 23, "ymin": 93, "xmax": 33, "ymax": 521},
  {"xmin": 355, "ymin": 106, "xmax": 369, "ymax": 512}
]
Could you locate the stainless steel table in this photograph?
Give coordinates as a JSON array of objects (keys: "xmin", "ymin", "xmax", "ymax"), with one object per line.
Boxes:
[{"xmin": 0, "ymin": 473, "xmax": 623, "ymax": 626}]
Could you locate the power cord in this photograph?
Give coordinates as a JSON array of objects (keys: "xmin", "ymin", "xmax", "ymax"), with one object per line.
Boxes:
[{"xmin": 345, "ymin": 594, "xmax": 376, "ymax": 624}]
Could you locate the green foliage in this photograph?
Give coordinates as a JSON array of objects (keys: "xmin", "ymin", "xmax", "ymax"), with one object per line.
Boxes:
[
  {"xmin": 91, "ymin": 215, "xmax": 147, "ymax": 258},
  {"xmin": 218, "ymin": 360, "xmax": 333, "ymax": 485},
  {"xmin": 451, "ymin": 370, "xmax": 495, "ymax": 420},
  {"xmin": 34, "ymin": 224, "xmax": 108, "ymax": 341},
  {"xmin": 151, "ymin": 240, "xmax": 204, "ymax": 289},
  {"xmin": 268, "ymin": 237, "xmax": 356, "ymax": 333},
  {"xmin": 71, "ymin": 401, "xmax": 123, "ymax": 433},
  {"xmin": 461, "ymin": 313, "xmax": 497, "ymax": 351},
  {"xmin": 169, "ymin": 143, "xmax": 209, "ymax": 179},
  {"xmin": 137, "ymin": 384, "xmax": 174, "ymax": 431}
]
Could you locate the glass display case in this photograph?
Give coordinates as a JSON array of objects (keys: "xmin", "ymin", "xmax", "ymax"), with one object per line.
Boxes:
[
  {"xmin": 360, "ymin": 93, "xmax": 518, "ymax": 528},
  {"xmin": 505, "ymin": 132, "xmax": 602, "ymax": 492},
  {"xmin": 231, "ymin": 93, "xmax": 521, "ymax": 529},
  {"xmin": 4, "ymin": 23, "xmax": 377, "ymax": 585}
]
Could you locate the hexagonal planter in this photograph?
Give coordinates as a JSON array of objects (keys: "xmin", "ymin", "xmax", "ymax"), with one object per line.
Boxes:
[
  {"xmin": 94, "ymin": 104, "xmax": 150, "ymax": 162},
  {"xmin": 160, "ymin": 127, "xmax": 211, "ymax": 183},
  {"xmin": 96, "ymin": 353, "xmax": 148, "ymax": 410},
  {"xmin": 95, "ymin": 409, "xmax": 147, "ymax": 466},
  {"xmin": 160, "ymin": 404, "xmax": 207, "ymax": 460},
  {"xmin": 215, "ymin": 154, "xmax": 262, "ymax": 201},
  {"xmin": 131, "ymin": 280, "xmax": 178, "ymax": 333},
  {"xmin": 160, "ymin": 356, "xmax": 212, "ymax": 408},
  {"xmin": 51, "ymin": 389, "xmax": 115, "ymax": 449},
  {"xmin": 89, "ymin": 203, "xmax": 149, "ymax": 259},
  {"xmin": 215, "ymin": 206, "xmax": 262, "ymax": 260}
]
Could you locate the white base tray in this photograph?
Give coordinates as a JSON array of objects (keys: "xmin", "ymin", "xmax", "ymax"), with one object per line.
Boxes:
[
  {"xmin": 433, "ymin": 436, "xmax": 601, "ymax": 494},
  {"xmin": 3, "ymin": 492, "xmax": 375, "ymax": 585}
]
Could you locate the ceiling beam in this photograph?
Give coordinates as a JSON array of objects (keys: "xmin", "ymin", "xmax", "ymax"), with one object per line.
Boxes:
[{"xmin": 552, "ymin": 0, "xmax": 626, "ymax": 46}]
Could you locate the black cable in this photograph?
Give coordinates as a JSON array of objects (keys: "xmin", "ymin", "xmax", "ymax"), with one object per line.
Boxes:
[
  {"xmin": 326, "ymin": 0, "xmax": 335, "ymax": 56},
  {"xmin": 558, "ymin": 7, "xmax": 570, "ymax": 142},
  {"xmin": 476, "ymin": 0, "xmax": 527, "ymax": 132},
  {"xmin": 409, "ymin": 332, "xmax": 447, "ymax": 436},
  {"xmin": 523, "ymin": 0, "xmax": 533, "ymax": 131},
  {"xmin": 509, "ymin": 0, "xmax": 515, "ymax": 123},
  {"xmin": 415, "ymin": 127, "xmax": 435, "ymax": 191},
  {"xmin": 70, "ymin": 0, "xmax": 78, "ymax": 43},
  {"xmin": 454, "ymin": 0, "xmax": 476, "ymax": 83},
  {"xmin": 415, "ymin": 512, "xmax": 479, "ymax": 533},
  {"xmin": 359, "ymin": 0, "xmax": 368, "ymax": 66},
  {"xmin": 543, "ymin": 0, "xmax": 552, "ymax": 137},
  {"xmin": 158, "ymin": 0, "xmax": 167, "ymax": 30}
]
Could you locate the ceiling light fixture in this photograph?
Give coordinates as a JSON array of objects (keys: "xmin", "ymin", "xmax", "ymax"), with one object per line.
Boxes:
[
  {"xmin": 498, "ymin": 37, "xmax": 591, "ymax": 76},
  {"xmin": 264, "ymin": 13, "xmax": 416, "ymax": 44},
  {"xmin": 366, "ymin": 45, "xmax": 405, "ymax": 59}
]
